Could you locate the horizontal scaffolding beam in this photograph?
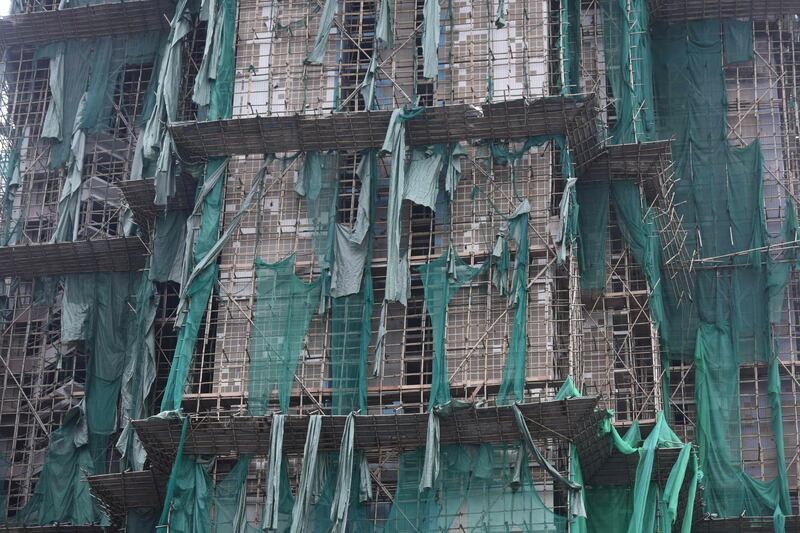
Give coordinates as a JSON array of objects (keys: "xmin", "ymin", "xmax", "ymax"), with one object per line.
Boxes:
[
  {"xmin": 133, "ymin": 398, "xmax": 602, "ymax": 471},
  {"xmin": 0, "ymin": 527, "xmax": 108, "ymax": 533},
  {"xmin": 647, "ymin": 0, "xmax": 800, "ymax": 21},
  {"xmin": 0, "ymin": 237, "xmax": 148, "ymax": 278},
  {"xmin": 170, "ymin": 95, "xmax": 601, "ymax": 169},
  {"xmin": 118, "ymin": 175, "xmax": 197, "ymax": 227},
  {"xmin": 88, "ymin": 470, "xmax": 166, "ymax": 528},
  {"xmin": 0, "ymin": 0, "xmax": 173, "ymax": 48},
  {"xmin": 693, "ymin": 515, "xmax": 800, "ymax": 532}
]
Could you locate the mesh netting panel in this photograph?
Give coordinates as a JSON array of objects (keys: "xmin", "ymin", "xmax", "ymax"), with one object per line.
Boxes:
[{"xmin": 250, "ymin": 255, "xmax": 322, "ymax": 414}]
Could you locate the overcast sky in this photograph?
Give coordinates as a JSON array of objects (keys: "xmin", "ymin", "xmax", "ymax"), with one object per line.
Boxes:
[{"xmin": 0, "ymin": 0, "xmax": 9, "ymax": 16}]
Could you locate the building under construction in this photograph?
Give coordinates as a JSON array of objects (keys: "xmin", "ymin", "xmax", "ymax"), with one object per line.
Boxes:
[{"xmin": 1, "ymin": 0, "xmax": 800, "ymax": 530}]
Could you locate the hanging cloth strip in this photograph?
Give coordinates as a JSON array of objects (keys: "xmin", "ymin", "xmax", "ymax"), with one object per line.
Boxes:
[
  {"xmin": 290, "ymin": 415, "xmax": 322, "ymax": 533},
  {"xmin": 262, "ymin": 414, "xmax": 285, "ymax": 530}
]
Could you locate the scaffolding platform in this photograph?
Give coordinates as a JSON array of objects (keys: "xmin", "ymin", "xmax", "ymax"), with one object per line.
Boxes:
[
  {"xmin": 580, "ymin": 140, "xmax": 673, "ymax": 195},
  {"xmin": 170, "ymin": 95, "xmax": 601, "ymax": 168},
  {"xmin": 88, "ymin": 470, "xmax": 166, "ymax": 528},
  {"xmin": 648, "ymin": 0, "xmax": 800, "ymax": 21},
  {"xmin": 133, "ymin": 398, "xmax": 602, "ymax": 470},
  {"xmin": 586, "ymin": 446, "xmax": 685, "ymax": 486},
  {"xmin": 0, "ymin": 237, "xmax": 148, "ymax": 278},
  {"xmin": 0, "ymin": 0, "xmax": 174, "ymax": 48},
  {"xmin": 694, "ymin": 515, "xmax": 800, "ymax": 532},
  {"xmin": 118, "ymin": 175, "xmax": 197, "ymax": 227},
  {"xmin": 0, "ymin": 527, "xmax": 108, "ymax": 533}
]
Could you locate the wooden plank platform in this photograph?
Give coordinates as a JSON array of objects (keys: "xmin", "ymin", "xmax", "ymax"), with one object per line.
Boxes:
[
  {"xmin": 88, "ymin": 469, "xmax": 166, "ymax": 528},
  {"xmin": 579, "ymin": 140, "xmax": 674, "ymax": 203},
  {"xmin": 118, "ymin": 175, "xmax": 196, "ymax": 227},
  {"xmin": 133, "ymin": 398, "xmax": 601, "ymax": 468},
  {"xmin": 0, "ymin": 0, "xmax": 174, "ymax": 48},
  {"xmin": 170, "ymin": 95, "xmax": 601, "ymax": 169},
  {"xmin": 648, "ymin": 0, "xmax": 800, "ymax": 21},
  {"xmin": 0, "ymin": 237, "xmax": 148, "ymax": 278}
]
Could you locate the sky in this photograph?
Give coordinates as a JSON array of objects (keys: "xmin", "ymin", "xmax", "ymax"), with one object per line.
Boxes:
[{"xmin": 0, "ymin": 0, "xmax": 9, "ymax": 16}]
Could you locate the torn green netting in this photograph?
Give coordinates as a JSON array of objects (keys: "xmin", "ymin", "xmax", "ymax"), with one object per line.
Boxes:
[
  {"xmin": 330, "ymin": 151, "xmax": 377, "ymax": 415},
  {"xmin": 575, "ymin": 181, "xmax": 609, "ymax": 294},
  {"xmin": 138, "ymin": 0, "xmax": 199, "ymax": 204},
  {"xmin": 250, "ymin": 255, "xmax": 322, "ymax": 415},
  {"xmin": 115, "ymin": 274, "xmax": 159, "ymax": 471},
  {"xmin": 559, "ymin": 0, "xmax": 581, "ymax": 95},
  {"xmin": 496, "ymin": 200, "xmax": 530, "ymax": 405},
  {"xmin": 36, "ymin": 34, "xmax": 162, "ymax": 170},
  {"xmin": 651, "ymin": 20, "xmax": 791, "ymax": 524},
  {"xmin": 723, "ymin": 19, "xmax": 753, "ymax": 65},
  {"xmin": 381, "ymin": 107, "xmax": 424, "ymax": 304},
  {"xmin": 306, "ymin": 0, "xmax": 337, "ymax": 64},
  {"xmin": 1, "ymin": 140, "xmax": 22, "ymax": 246},
  {"xmin": 262, "ymin": 414, "xmax": 370, "ymax": 533},
  {"xmin": 610, "ymin": 181, "xmax": 667, "ymax": 341},
  {"xmin": 421, "ymin": 0, "xmax": 440, "ymax": 79},
  {"xmin": 296, "ymin": 151, "xmax": 338, "ymax": 310},
  {"xmin": 151, "ymin": 210, "xmax": 191, "ymax": 283},
  {"xmin": 159, "ymin": 0, "xmax": 237, "ymax": 412},
  {"xmin": 61, "ymin": 272, "xmax": 142, "ymax": 473},
  {"xmin": 416, "ymin": 248, "xmax": 489, "ymax": 408},
  {"xmin": 290, "ymin": 415, "xmax": 323, "ymax": 533},
  {"xmin": 13, "ymin": 406, "xmax": 99, "ymax": 526},
  {"xmin": 559, "ymin": 381, "xmax": 699, "ymax": 533},
  {"xmin": 495, "ymin": 0, "xmax": 506, "ymax": 28},
  {"xmin": 601, "ymin": 0, "xmax": 655, "ymax": 144},
  {"xmin": 384, "ymin": 443, "xmax": 567, "ymax": 532},
  {"xmin": 168, "ymin": 455, "xmax": 257, "ymax": 532},
  {"xmin": 488, "ymin": 135, "xmax": 578, "ymax": 262},
  {"xmin": 376, "ymin": 0, "xmax": 392, "ymax": 49},
  {"xmin": 35, "ymin": 33, "xmax": 161, "ymax": 241},
  {"xmin": 193, "ymin": 0, "xmax": 235, "ymax": 110},
  {"xmin": 263, "ymin": 415, "xmax": 285, "ymax": 529}
]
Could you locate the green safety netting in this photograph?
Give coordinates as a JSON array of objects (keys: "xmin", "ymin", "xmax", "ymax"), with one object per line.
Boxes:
[
  {"xmin": 167, "ymin": 454, "xmax": 258, "ymax": 532},
  {"xmin": 575, "ymin": 181, "xmax": 609, "ymax": 294},
  {"xmin": 381, "ymin": 107, "xmax": 424, "ymax": 305},
  {"xmin": 34, "ymin": 34, "xmax": 160, "ymax": 241},
  {"xmin": 61, "ymin": 272, "xmax": 141, "ymax": 472},
  {"xmin": 137, "ymin": 0, "xmax": 198, "ymax": 203},
  {"xmin": 601, "ymin": 0, "xmax": 656, "ymax": 144},
  {"xmin": 330, "ymin": 151, "xmax": 377, "ymax": 415},
  {"xmin": 650, "ymin": 19, "xmax": 791, "ymax": 523},
  {"xmin": 485, "ymin": 135, "xmax": 579, "ymax": 402},
  {"xmin": 376, "ymin": 0, "xmax": 392, "ymax": 49},
  {"xmin": 557, "ymin": 379, "xmax": 699, "ymax": 533},
  {"xmin": 249, "ymin": 254, "xmax": 323, "ymax": 415},
  {"xmin": 13, "ymin": 405, "xmax": 99, "ymax": 526},
  {"xmin": 1, "ymin": 141, "xmax": 22, "ymax": 246},
  {"xmin": 159, "ymin": 0, "xmax": 237, "ymax": 412},
  {"xmin": 496, "ymin": 200, "xmax": 530, "ymax": 405},
  {"xmin": 575, "ymin": 5, "xmax": 794, "ymax": 527},
  {"xmin": 559, "ymin": 0, "xmax": 581, "ymax": 95},
  {"xmin": 15, "ymin": 270, "xmax": 156, "ymax": 526},
  {"xmin": 417, "ymin": 248, "xmax": 489, "ymax": 409},
  {"xmin": 115, "ymin": 274, "xmax": 159, "ymax": 471},
  {"xmin": 151, "ymin": 210, "xmax": 191, "ymax": 283},
  {"xmin": 385, "ymin": 443, "xmax": 567, "ymax": 532},
  {"xmin": 421, "ymin": 0, "xmax": 440, "ymax": 80},
  {"xmin": 306, "ymin": 0, "xmax": 337, "ymax": 64}
]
